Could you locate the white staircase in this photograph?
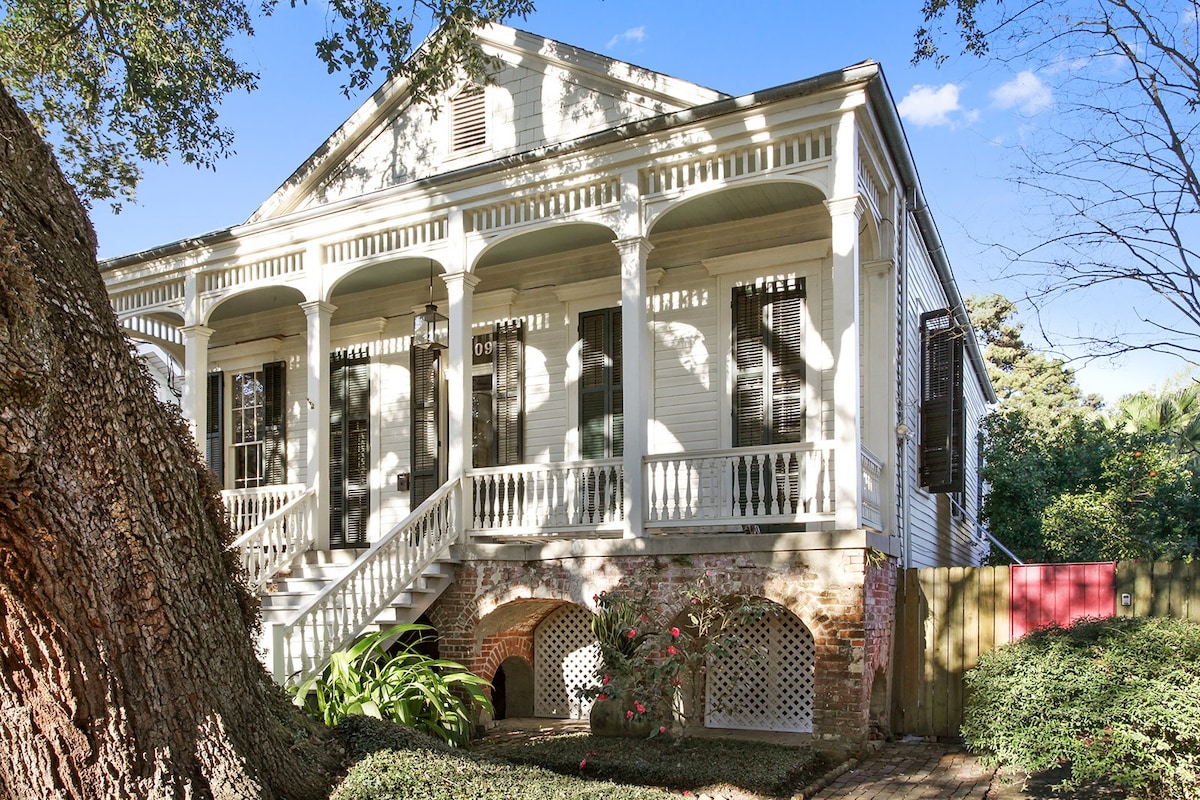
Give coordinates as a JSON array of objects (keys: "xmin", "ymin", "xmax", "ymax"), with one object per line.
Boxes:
[
  {"xmin": 229, "ymin": 479, "xmax": 464, "ymax": 685},
  {"xmin": 258, "ymin": 549, "xmax": 457, "ymax": 643}
]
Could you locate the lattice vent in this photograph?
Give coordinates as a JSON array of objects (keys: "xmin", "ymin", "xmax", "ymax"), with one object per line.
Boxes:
[
  {"xmin": 705, "ymin": 610, "xmax": 815, "ymax": 733},
  {"xmin": 533, "ymin": 605, "xmax": 600, "ymax": 719}
]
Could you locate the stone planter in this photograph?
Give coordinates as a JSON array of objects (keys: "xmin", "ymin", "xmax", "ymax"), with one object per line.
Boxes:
[{"xmin": 588, "ymin": 699, "xmax": 653, "ymax": 738}]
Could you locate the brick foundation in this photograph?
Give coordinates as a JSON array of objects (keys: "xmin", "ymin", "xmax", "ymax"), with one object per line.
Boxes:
[{"xmin": 425, "ymin": 534, "xmax": 898, "ymax": 749}]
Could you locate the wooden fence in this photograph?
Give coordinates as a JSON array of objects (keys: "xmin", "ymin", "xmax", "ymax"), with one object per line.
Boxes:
[{"xmin": 891, "ymin": 560, "xmax": 1200, "ymax": 739}]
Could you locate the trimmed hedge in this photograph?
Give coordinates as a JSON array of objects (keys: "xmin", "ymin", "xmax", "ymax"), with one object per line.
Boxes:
[
  {"xmin": 331, "ymin": 717, "xmax": 671, "ymax": 800},
  {"xmin": 963, "ymin": 616, "xmax": 1200, "ymax": 799},
  {"xmin": 331, "ymin": 717, "xmax": 826, "ymax": 800},
  {"xmin": 483, "ymin": 732, "xmax": 826, "ymax": 797}
]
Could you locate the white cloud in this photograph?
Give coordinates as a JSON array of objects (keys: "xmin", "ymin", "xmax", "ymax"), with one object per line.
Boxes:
[
  {"xmin": 990, "ymin": 71, "xmax": 1054, "ymax": 114},
  {"xmin": 606, "ymin": 26, "xmax": 646, "ymax": 49},
  {"xmin": 898, "ymin": 83, "xmax": 964, "ymax": 127}
]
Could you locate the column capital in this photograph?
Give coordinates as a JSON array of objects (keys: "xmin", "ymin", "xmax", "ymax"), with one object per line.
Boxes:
[
  {"xmin": 180, "ymin": 324, "xmax": 215, "ymax": 340},
  {"xmin": 440, "ymin": 271, "xmax": 481, "ymax": 292},
  {"xmin": 299, "ymin": 299, "xmax": 337, "ymax": 318},
  {"xmin": 824, "ymin": 195, "xmax": 867, "ymax": 220},
  {"xmin": 612, "ymin": 236, "xmax": 654, "ymax": 261}
]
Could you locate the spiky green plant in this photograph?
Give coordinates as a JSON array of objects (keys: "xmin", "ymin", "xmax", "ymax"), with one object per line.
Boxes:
[{"xmin": 294, "ymin": 624, "xmax": 492, "ymax": 748}]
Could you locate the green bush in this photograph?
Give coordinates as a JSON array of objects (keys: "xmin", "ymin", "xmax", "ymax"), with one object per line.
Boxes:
[
  {"xmin": 331, "ymin": 742, "xmax": 673, "ymax": 800},
  {"xmin": 293, "ymin": 624, "xmax": 492, "ymax": 748},
  {"xmin": 963, "ymin": 616, "xmax": 1200, "ymax": 799},
  {"xmin": 486, "ymin": 732, "xmax": 825, "ymax": 797}
]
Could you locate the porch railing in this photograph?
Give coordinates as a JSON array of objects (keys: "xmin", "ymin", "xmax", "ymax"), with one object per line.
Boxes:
[
  {"xmin": 467, "ymin": 459, "xmax": 624, "ymax": 537},
  {"xmin": 271, "ymin": 478, "xmax": 462, "ymax": 684},
  {"xmin": 221, "ymin": 484, "xmax": 308, "ymax": 536},
  {"xmin": 860, "ymin": 447, "xmax": 884, "ymax": 532},
  {"xmin": 644, "ymin": 442, "xmax": 835, "ymax": 527},
  {"xmin": 228, "ymin": 488, "xmax": 316, "ymax": 591}
]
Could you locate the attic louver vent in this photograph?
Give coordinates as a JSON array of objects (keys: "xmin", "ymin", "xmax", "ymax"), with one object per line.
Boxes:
[{"xmin": 451, "ymin": 87, "xmax": 487, "ymax": 152}]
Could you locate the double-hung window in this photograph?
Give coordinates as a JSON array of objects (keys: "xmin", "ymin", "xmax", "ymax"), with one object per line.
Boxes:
[{"xmin": 205, "ymin": 361, "xmax": 286, "ymax": 488}]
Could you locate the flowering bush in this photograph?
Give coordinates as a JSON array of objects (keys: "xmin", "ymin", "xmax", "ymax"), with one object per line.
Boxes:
[{"xmin": 580, "ymin": 568, "xmax": 777, "ymax": 736}]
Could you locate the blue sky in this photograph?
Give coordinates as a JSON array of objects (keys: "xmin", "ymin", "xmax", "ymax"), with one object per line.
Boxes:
[{"xmin": 88, "ymin": 0, "xmax": 1195, "ymax": 402}]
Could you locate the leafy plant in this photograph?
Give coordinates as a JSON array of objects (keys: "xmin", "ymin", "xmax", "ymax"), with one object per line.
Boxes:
[
  {"xmin": 581, "ymin": 570, "xmax": 778, "ymax": 736},
  {"xmin": 294, "ymin": 623, "xmax": 492, "ymax": 748},
  {"xmin": 963, "ymin": 616, "xmax": 1200, "ymax": 800}
]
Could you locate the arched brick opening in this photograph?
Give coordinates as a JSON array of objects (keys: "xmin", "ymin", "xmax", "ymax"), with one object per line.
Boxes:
[{"xmin": 493, "ymin": 655, "xmax": 535, "ymax": 720}]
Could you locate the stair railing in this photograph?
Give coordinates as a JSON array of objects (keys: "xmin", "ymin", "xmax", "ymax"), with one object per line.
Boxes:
[
  {"xmin": 229, "ymin": 487, "xmax": 316, "ymax": 592},
  {"xmin": 271, "ymin": 478, "xmax": 462, "ymax": 685}
]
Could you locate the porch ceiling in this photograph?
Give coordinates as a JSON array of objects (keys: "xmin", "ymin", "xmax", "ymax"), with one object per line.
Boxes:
[
  {"xmin": 209, "ymin": 286, "xmax": 306, "ymax": 322},
  {"xmin": 331, "ymin": 257, "xmax": 433, "ymax": 298},
  {"xmin": 476, "ymin": 224, "xmax": 615, "ymax": 270},
  {"xmin": 651, "ymin": 183, "xmax": 825, "ymax": 234}
]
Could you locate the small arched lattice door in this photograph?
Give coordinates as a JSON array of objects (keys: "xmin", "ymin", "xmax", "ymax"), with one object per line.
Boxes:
[
  {"xmin": 533, "ymin": 605, "xmax": 601, "ymax": 719},
  {"xmin": 705, "ymin": 607, "xmax": 815, "ymax": 733}
]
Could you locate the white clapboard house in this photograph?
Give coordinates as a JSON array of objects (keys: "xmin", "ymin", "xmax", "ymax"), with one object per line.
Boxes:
[{"xmin": 103, "ymin": 24, "xmax": 994, "ymax": 746}]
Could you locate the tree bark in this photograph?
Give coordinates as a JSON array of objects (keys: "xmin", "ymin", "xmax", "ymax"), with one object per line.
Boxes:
[{"xmin": 0, "ymin": 83, "xmax": 338, "ymax": 799}]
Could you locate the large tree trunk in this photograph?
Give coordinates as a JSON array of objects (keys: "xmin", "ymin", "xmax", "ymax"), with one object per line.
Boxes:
[{"xmin": 0, "ymin": 84, "xmax": 338, "ymax": 798}]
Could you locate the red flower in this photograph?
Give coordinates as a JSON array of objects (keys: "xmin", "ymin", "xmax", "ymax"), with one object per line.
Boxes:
[
  {"xmin": 579, "ymin": 758, "xmax": 588, "ymax": 770},
  {"xmin": 668, "ymin": 645, "xmax": 678, "ymax": 656},
  {"xmin": 602, "ymin": 674, "xmax": 610, "ymax": 685},
  {"xmin": 626, "ymin": 710, "xmax": 634, "ymax": 720},
  {"xmin": 670, "ymin": 626, "xmax": 681, "ymax": 638},
  {"xmin": 634, "ymin": 701, "xmax": 646, "ymax": 713},
  {"xmin": 626, "ymin": 628, "xmax": 637, "ymax": 638},
  {"xmin": 597, "ymin": 693, "xmax": 608, "ymax": 701},
  {"xmin": 659, "ymin": 725, "xmax": 668, "ymax": 734}
]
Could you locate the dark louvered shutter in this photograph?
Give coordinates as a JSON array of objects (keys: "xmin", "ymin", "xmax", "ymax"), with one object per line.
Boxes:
[
  {"xmin": 411, "ymin": 345, "xmax": 441, "ymax": 506},
  {"xmin": 206, "ymin": 371, "xmax": 224, "ymax": 479},
  {"xmin": 330, "ymin": 348, "xmax": 370, "ymax": 548},
  {"xmin": 494, "ymin": 321, "xmax": 524, "ymax": 466},
  {"xmin": 263, "ymin": 360, "xmax": 286, "ymax": 485},
  {"xmin": 733, "ymin": 280, "xmax": 807, "ymax": 446},
  {"xmin": 920, "ymin": 309, "xmax": 965, "ymax": 493},
  {"xmin": 579, "ymin": 308, "xmax": 622, "ymax": 460}
]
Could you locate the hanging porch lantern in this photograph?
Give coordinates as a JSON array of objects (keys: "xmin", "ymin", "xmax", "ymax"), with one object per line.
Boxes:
[{"xmin": 414, "ymin": 261, "xmax": 448, "ymax": 351}]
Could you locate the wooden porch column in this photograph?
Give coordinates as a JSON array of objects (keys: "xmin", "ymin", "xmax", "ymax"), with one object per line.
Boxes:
[
  {"xmin": 180, "ymin": 324, "xmax": 214, "ymax": 454},
  {"xmin": 442, "ymin": 270, "xmax": 479, "ymax": 484},
  {"xmin": 827, "ymin": 193, "xmax": 866, "ymax": 531},
  {"xmin": 302, "ymin": 300, "xmax": 335, "ymax": 550},
  {"xmin": 614, "ymin": 236, "xmax": 653, "ymax": 538}
]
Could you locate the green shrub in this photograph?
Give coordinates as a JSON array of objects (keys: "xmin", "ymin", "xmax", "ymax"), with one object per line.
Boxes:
[
  {"xmin": 332, "ymin": 746, "xmax": 673, "ymax": 800},
  {"xmin": 963, "ymin": 616, "xmax": 1200, "ymax": 799},
  {"xmin": 333, "ymin": 714, "xmax": 454, "ymax": 761},
  {"xmin": 485, "ymin": 732, "xmax": 825, "ymax": 797},
  {"xmin": 293, "ymin": 623, "xmax": 492, "ymax": 748}
]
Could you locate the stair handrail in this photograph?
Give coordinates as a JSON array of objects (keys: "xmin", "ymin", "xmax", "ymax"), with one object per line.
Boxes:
[
  {"xmin": 229, "ymin": 487, "xmax": 316, "ymax": 592},
  {"xmin": 271, "ymin": 478, "xmax": 462, "ymax": 685}
]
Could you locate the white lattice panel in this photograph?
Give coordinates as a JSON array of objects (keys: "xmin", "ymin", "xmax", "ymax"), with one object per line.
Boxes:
[
  {"xmin": 705, "ymin": 610, "xmax": 815, "ymax": 733},
  {"xmin": 534, "ymin": 605, "xmax": 601, "ymax": 719}
]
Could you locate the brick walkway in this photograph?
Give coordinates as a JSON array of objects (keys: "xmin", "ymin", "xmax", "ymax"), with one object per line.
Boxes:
[{"xmin": 812, "ymin": 742, "xmax": 999, "ymax": 800}]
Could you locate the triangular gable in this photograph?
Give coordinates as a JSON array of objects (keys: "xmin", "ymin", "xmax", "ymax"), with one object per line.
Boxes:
[{"xmin": 248, "ymin": 23, "xmax": 728, "ymax": 223}]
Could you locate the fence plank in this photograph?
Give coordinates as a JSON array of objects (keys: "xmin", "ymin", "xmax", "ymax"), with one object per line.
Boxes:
[{"xmin": 1185, "ymin": 561, "xmax": 1195, "ymax": 623}]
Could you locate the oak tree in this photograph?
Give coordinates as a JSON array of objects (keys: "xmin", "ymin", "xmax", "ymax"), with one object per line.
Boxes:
[{"xmin": 0, "ymin": 1, "xmax": 529, "ymax": 796}]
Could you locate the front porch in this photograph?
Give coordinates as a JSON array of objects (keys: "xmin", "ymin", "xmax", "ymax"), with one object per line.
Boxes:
[{"xmin": 225, "ymin": 442, "xmax": 885, "ymax": 542}]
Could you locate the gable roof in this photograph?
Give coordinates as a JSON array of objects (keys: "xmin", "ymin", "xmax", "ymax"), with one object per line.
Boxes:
[{"xmin": 247, "ymin": 23, "xmax": 728, "ymax": 223}]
